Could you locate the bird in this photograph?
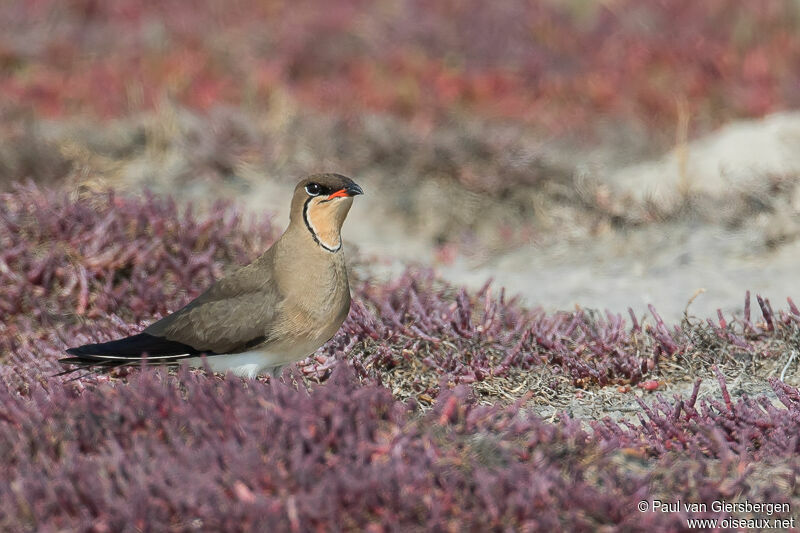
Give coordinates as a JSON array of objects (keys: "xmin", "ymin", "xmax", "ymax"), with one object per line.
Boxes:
[{"xmin": 61, "ymin": 173, "xmax": 363, "ymax": 378}]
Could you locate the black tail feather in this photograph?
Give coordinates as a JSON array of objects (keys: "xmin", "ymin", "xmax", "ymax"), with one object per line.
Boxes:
[
  {"xmin": 60, "ymin": 332, "xmax": 212, "ymax": 375},
  {"xmin": 65, "ymin": 332, "xmax": 204, "ymax": 358}
]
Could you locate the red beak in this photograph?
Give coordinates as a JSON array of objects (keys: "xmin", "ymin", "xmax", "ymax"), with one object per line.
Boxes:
[{"xmin": 328, "ymin": 189, "xmax": 349, "ymax": 199}]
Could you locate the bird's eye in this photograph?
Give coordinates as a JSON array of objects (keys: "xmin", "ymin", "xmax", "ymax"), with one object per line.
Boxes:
[{"xmin": 305, "ymin": 183, "xmax": 322, "ymax": 196}]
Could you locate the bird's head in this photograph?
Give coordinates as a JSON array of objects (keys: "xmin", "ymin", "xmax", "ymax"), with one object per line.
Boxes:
[{"xmin": 290, "ymin": 173, "xmax": 363, "ymax": 252}]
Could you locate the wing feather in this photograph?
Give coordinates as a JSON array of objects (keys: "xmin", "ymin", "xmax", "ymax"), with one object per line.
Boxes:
[{"xmin": 144, "ymin": 264, "xmax": 283, "ymax": 354}]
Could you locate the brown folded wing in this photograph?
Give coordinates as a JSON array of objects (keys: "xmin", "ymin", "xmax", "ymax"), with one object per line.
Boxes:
[{"xmin": 144, "ymin": 256, "xmax": 283, "ymax": 354}]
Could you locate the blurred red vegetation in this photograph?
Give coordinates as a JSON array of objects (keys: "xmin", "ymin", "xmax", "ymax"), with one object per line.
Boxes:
[
  {"xmin": 0, "ymin": 364, "xmax": 797, "ymax": 530},
  {"xmin": 1, "ymin": 0, "xmax": 799, "ymax": 134}
]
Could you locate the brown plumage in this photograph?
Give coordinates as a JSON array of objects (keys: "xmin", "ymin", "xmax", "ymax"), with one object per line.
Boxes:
[{"xmin": 62, "ymin": 174, "xmax": 363, "ymax": 378}]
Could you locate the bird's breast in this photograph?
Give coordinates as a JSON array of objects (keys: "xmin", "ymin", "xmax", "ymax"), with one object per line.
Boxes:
[{"xmin": 275, "ymin": 254, "xmax": 349, "ymax": 332}]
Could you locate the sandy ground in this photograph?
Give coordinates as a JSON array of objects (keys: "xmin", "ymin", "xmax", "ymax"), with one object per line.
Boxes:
[{"xmin": 445, "ymin": 222, "xmax": 800, "ymax": 324}]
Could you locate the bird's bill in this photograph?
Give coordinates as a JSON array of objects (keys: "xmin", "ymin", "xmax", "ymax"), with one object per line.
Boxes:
[{"xmin": 328, "ymin": 183, "xmax": 364, "ymax": 199}]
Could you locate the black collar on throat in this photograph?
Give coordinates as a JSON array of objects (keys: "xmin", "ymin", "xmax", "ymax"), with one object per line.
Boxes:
[{"xmin": 302, "ymin": 197, "xmax": 341, "ymax": 253}]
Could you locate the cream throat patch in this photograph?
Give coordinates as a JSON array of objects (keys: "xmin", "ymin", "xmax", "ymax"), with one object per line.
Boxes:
[{"xmin": 302, "ymin": 197, "xmax": 343, "ymax": 252}]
